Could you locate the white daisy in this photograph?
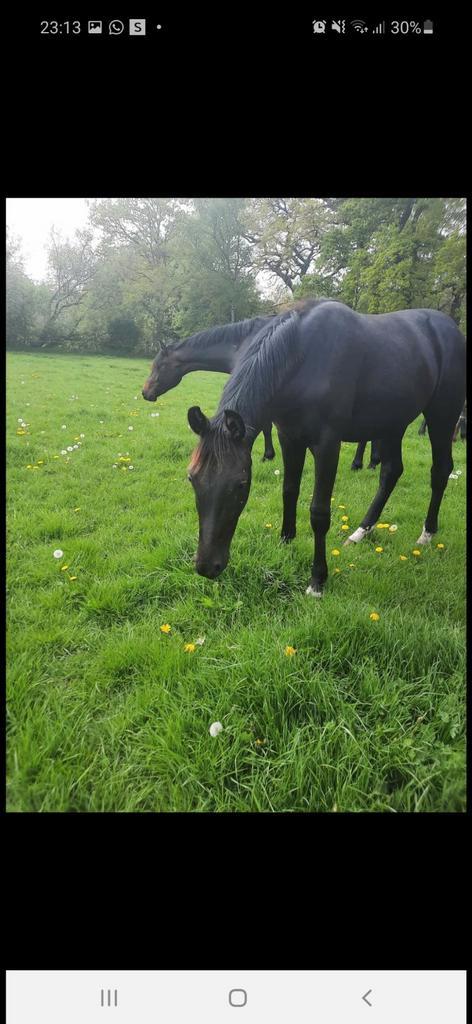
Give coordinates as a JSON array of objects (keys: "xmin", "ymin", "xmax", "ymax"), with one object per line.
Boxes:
[
  {"xmin": 209, "ymin": 721, "xmax": 223, "ymax": 737},
  {"xmin": 53, "ymin": 549, "xmax": 63, "ymax": 559}
]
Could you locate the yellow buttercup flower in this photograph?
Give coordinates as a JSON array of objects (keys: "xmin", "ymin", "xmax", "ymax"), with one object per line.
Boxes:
[
  {"xmin": 375, "ymin": 546, "xmax": 383, "ymax": 553},
  {"xmin": 338, "ymin": 504, "xmax": 346, "ymax": 509},
  {"xmin": 60, "ymin": 565, "xmax": 69, "ymax": 571},
  {"xmin": 369, "ymin": 612, "xmax": 380, "ymax": 621},
  {"xmin": 399, "ymin": 555, "xmax": 408, "ymax": 561},
  {"xmin": 332, "ymin": 549, "xmax": 340, "ymax": 556},
  {"xmin": 265, "ymin": 523, "xmax": 272, "ymax": 528},
  {"xmin": 68, "ymin": 576, "xmax": 78, "ymax": 581},
  {"xmin": 184, "ymin": 643, "xmax": 196, "ymax": 653},
  {"xmin": 437, "ymin": 543, "xmax": 445, "ymax": 549},
  {"xmin": 284, "ymin": 645, "xmax": 296, "ymax": 656},
  {"xmin": 341, "ymin": 524, "xmax": 349, "ymax": 531},
  {"xmin": 160, "ymin": 623, "xmax": 171, "ymax": 633},
  {"xmin": 412, "ymin": 549, "xmax": 421, "ymax": 556},
  {"xmin": 333, "ymin": 567, "xmax": 341, "ymax": 573},
  {"xmin": 341, "ymin": 515, "xmax": 349, "ymax": 522}
]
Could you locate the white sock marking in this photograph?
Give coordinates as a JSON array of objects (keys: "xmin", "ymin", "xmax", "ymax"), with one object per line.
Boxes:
[
  {"xmin": 416, "ymin": 526, "xmax": 433, "ymax": 545},
  {"xmin": 344, "ymin": 525, "xmax": 372, "ymax": 545}
]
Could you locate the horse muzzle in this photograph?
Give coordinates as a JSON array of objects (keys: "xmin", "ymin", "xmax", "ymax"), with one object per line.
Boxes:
[{"xmin": 195, "ymin": 553, "xmax": 228, "ymax": 579}]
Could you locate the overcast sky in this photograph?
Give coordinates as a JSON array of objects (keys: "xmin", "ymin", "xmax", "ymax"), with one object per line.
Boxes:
[
  {"xmin": 6, "ymin": 197, "xmax": 277, "ymax": 297},
  {"xmin": 6, "ymin": 197, "xmax": 90, "ymax": 281}
]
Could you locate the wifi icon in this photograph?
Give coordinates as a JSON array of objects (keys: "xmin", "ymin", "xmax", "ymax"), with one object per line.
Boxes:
[{"xmin": 351, "ymin": 19, "xmax": 368, "ymax": 32}]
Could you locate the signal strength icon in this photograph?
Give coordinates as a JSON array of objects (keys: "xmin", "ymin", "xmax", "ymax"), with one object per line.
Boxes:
[
  {"xmin": 372, "ymin": 21, "xmax": 385, "ymax": 34},
  {"xmin": 351, "ymin": 19, "xmax": 368, "ymax": 33}
]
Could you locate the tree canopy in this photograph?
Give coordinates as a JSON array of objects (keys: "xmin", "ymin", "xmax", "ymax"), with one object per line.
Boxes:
[{"xmin": 6, "ymin": 197, "xmax": 466, "ymax": 355}]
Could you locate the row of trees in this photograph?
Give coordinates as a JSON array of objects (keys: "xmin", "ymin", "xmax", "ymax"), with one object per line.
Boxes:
[{"xmin": 6, "ymin": 197, "xmax": 466, "ymax": 355}]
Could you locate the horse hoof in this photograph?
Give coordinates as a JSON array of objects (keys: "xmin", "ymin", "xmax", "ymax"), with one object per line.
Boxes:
[
  {"xmin": 281, "ymin": 532, "xmax": 295, "ymax": 543},
  {"xmin": 416, "ymin": 526, "xmax": 433, "ymax": 545},
  {"xmin": 351, "ymin": 464, "xmax": 362, "ymax": 471},
  {"xmin": 262, "ymin": 452, "xmax": 275, "ymax": 462},
  {"xmin": 346, "ymin": 526, "xmax": 370, "ymax": 546},
  {"xmin": 306, "ymin": 585, "xmax": 322, "ymax": 597}
]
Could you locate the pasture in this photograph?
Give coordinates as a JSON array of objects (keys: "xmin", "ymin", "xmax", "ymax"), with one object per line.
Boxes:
[{"xmin": 7, "ymin": 352, "xmax": 466, "ymax": 811}]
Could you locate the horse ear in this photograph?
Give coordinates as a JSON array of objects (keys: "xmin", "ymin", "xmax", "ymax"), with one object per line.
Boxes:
[
  {"xmin": 223, "ymin": 409, "xmax": 246, "ymax": 441},
  {"xmin": 188, "ymin": 406, "xmax": 210, "ymax": 436}
]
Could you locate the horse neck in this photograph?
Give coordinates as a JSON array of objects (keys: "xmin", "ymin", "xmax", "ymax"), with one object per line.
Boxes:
[{"xmin": 174, "ymin": 335, "xmax": 242, "ymax": 376}]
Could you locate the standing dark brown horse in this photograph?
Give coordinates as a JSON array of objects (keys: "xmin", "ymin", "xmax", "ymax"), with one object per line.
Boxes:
[
  {"xmin": 141, "ymin": 310, "xmax": 382, "ymax": 467},
  {"xmin": 187, "ymin": 300, "xmax": 465, "ymax": 594}
]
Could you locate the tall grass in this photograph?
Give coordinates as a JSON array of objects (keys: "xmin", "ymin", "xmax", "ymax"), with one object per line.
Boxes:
[{"xmin": 7, "ymin": 352, "xmax": 466, "ymax": 811}]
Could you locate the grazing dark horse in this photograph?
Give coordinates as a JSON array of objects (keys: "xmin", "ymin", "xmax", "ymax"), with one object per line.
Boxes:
[
  {"xmin": 187, "ymin": 299, "xmax": 465, "ymax": 594},
  {"xmin": 419, "ymin": 401, "xmax": 466, "ymax": 441},
  {"xmin": 351, "ymin": 438, "xmax": 382, "ymax": 470},
  {"xmin": 141, "ymin": 317, "xmax": 277, "ymax": 460}
]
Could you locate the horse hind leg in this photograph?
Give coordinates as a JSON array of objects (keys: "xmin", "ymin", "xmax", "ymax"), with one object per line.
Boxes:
[
  {"xmin": 416, "ymin": 418, "xmax": 455, "ymax": 545},
  {"xmin": 344, "ymin": 434, "xmax": 404, "ymax": 545}
]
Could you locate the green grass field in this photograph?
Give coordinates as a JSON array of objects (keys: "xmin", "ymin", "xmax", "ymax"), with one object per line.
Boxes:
[{"xmin": 7, "ymin": 352, "xmax": 466, "ymax": 811}]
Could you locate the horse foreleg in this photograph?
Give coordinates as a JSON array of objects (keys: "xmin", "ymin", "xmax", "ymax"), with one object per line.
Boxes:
[
  {"xmin": 368, "ymin": 439, "xmax": 381, "ymax": 469},
  {"xmin": 278, "ymin": 432, "xmax": 306, "ymax": 542},
  {"xmin": 306, "ymin": 439, "xmax": 340, "ymax": 596},
  {"xmin": 262, "ymin": 420, "xmax": 276, "ymax": 461},
  {"xmin": 351, "ymin": 440, "xmax": 366, "ymax": 470}
]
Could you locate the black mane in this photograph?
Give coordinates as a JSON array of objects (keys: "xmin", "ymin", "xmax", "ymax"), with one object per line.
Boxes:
[{"xmin": 172, "ymin": 315, "xmax": 274, "ymax": 353}]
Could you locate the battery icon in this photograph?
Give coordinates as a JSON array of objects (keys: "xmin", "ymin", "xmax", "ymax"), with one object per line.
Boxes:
[{"xmin": 423, "ymin": 20, "xmax": 433, "ymax": 33}]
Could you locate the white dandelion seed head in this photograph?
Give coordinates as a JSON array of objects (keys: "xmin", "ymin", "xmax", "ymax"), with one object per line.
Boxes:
[
  {"xmin": 209, "ymin": 721, "xmax": 223, "ymax": 737},
  {"xmin": 53, "ymin": 549, "xmax": 63, "ymax": 559}
]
